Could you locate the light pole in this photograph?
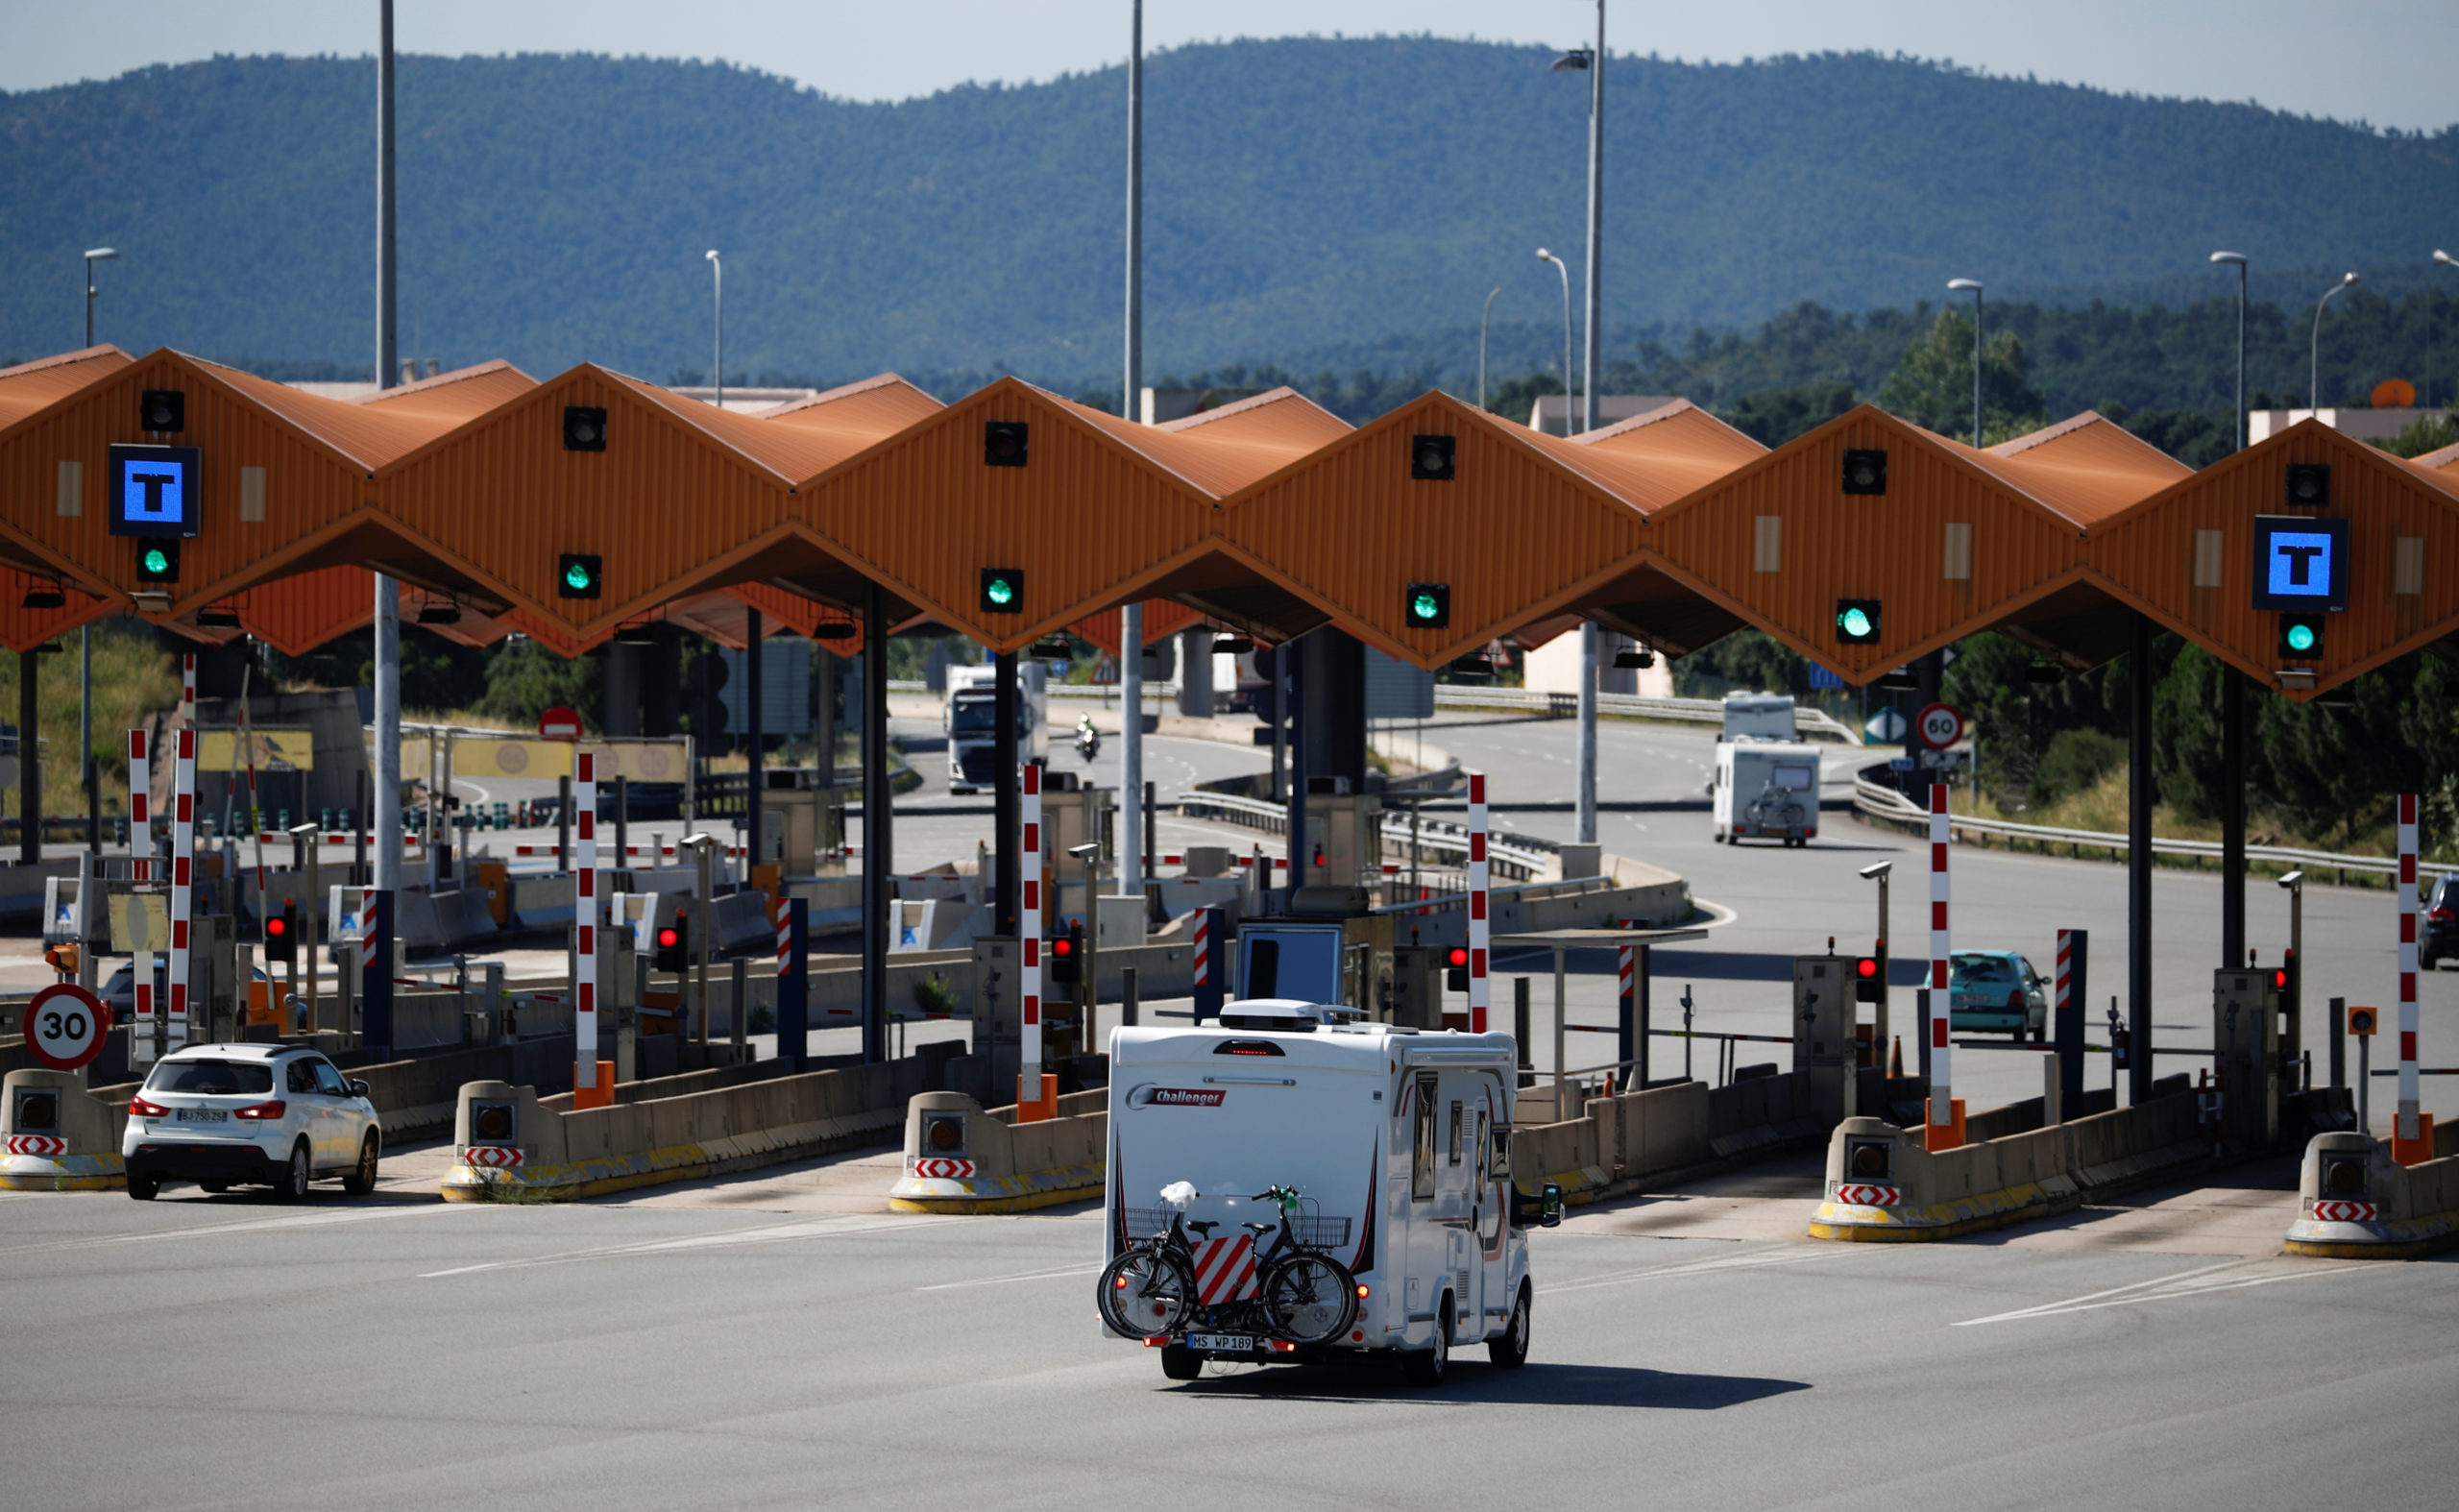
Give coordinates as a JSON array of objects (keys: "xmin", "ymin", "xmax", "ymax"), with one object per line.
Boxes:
[
  {"xmin": 2278, "ymin": 869, "xmax": 2305, "ymax": 1080},
  {"xmin": 1947, "ymin": 279, "xmax": 1983, "ymax": 446},
  {"xmin": 1535, "ymin": 250, "xmax": 1573, "ymax": 436},
  {"xmin": 82, "ymin": 248, "xmax": 118, "ymax": 347},
  {"xmin": 1119, "ymin": 0, "xmax": 1145, "ymax": 899},
  {"xmin": 1551, "ymin": 11, "xmax": 1605, "ymax": 850},
  {"xmin": 1860, "ymin": 861, "xmax": 1892, "ymax": 1063},
  {"xmin": 2312, "ymin": 271, "xmax": 2360, "ymax": 411},
  {"xmin": 2433, "ymin": 251, "xmax": 2455, "ymax": 413},
  {"xmin": 1477, "ymin": 285, "xmax": 1501, "ymax": 411},
  {"xmin": 2209, "ymin": 253, "xmax": 2248, "ymax": 451},
  {"xmin": 704, "ymin": 250, "xmax": 723, "ymax": 410}
]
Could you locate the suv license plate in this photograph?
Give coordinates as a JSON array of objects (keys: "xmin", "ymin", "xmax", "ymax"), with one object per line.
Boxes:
[
  {"xmin": 175, "ymin": 1110, "xmax": 229, "ymax": 1124},
  {"xmin": 1186, "ymin": 1333, "xmax": 1253, "ymax": 1353}
]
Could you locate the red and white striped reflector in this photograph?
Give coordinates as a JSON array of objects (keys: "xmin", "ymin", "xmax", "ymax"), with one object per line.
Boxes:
[
  {"xmin": 1190, "ymin": 1235, "xmax": 1258, "ymax": 1304},
  {"xmin": 1928, "ymin": 783, "xmax": 1951, "ymax": 1125},
  {"xmin": 2398, "ymin": 793, "xmax": 2421, "ymax": 1141},
  {"xmin": 1468, "ymin": 769, "xmax": 1490, "ymax": 1034}
]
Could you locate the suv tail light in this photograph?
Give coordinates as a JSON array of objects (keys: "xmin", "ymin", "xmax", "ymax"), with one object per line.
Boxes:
[
  {"xmin": 2430, "ymin": 908, "xmax": 2455, "ymax": 923},
  {"xmin": 129, "ymin": 1095, "xmax": 168, "ymax": 1117},
  {"xmin": 232, "ymin": 1100, "xmax": 288, "ymax": 1121},
  {"xmin": 2006, "ymin": 991, "xmax": 2024, "ymax": 1009}
]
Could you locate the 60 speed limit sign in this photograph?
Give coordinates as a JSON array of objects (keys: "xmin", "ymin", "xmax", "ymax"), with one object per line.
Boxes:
[
  {"xmin": 24, "ymin": 983, "xmax": 112, "ymax": 1072},
  {"xmin": 1913, "ymin": 701, "xmax": 1966, "ymax": 751}
]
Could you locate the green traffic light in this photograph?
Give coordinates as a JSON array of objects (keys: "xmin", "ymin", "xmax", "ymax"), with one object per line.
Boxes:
[
  {"xmin": 1839, "ymin": 607, "xmax": 1872, "ymax": 638},
  {"xmin": 141, "ymin": 548, "xmax": 169, "ymax": 574},
  {"xmin": 1410, "ymin": 592, "xmax": 1439, "ymax": 622},
  {"xmin": 2285, "ymin": 622, "xmax": 2318, "ymax": 653},
  {"xmin": 564, "ymin": 562, "xmax": 593, "ymax": 592},
  {"xmin": 986, "ymin": 576, "xmax": 1015, "ymax": 606}
]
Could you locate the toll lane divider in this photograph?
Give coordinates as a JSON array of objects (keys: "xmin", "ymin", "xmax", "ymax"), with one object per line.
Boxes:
[
  {"xmin": 441, "ymin": 1042, "xmax": 961, "ymax": 1201},
  {"xmin": 2285, "ymin": 1123, "xmax": 2459, "ymax": 1259},
  {"xmin": 889, "ymin": 1088, "xmax": 1109, "ymax": 1214},
  {"xmin": 1809, "ymin": 1092, "xmax": 2204, "ymax": 1242},
  {"xmin": 0, "ymin": 1068, "xmax": 125, "ymax": 1189}
]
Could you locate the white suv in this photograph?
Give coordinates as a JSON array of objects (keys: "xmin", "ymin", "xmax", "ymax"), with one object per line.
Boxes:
[{"xmin": 123, "ymin": 1045, "xmax": 380, "ymax": 1201}]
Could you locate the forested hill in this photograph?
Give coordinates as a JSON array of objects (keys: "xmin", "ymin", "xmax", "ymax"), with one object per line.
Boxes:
[{"xmin": 2, "ymin": 39, "xmax": 2453, "ymax": 388}]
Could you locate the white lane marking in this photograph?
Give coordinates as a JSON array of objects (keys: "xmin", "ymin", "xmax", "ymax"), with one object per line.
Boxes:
[
  {"xmin": 915, "ymin": 1261, "xmax": 1104, "ymax": 1292},
  {"xmin": 1954, "ymin": 1258, "xmax": 2369, "ymax": 1326},
  {"xmin": 0, "ymin": 1202, "xmax": 466, "ymax": 1258},
  {"xmin": 419, "ymin": 1212, "xmax": 961, "ymax": 1279},
  {"xmin": 1546, "ymin": 1242, "xmax": 1857, "ymax": 1294}
]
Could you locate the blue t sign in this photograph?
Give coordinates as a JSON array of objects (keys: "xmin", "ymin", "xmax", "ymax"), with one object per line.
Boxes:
[
  {"xmin": 107, "ymin": 444, "xmax": 202, "ymax": 538},
  {"xmin": 2250, "ymin": 515, "xmax": 2349, "ymax": 611}
]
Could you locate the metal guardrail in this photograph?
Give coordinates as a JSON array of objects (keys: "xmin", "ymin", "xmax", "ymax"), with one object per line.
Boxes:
[
  {"xmin": 1432, "ymin": 686, "xmax": 1860, "ymax": 744},
  {"xmin": 1174, "ymin": 789, "xmax": 1554, "ymax": 881},
  {"xmin": 1851, "ymin": 765, "xmax": 2434, "ymax": 885}
]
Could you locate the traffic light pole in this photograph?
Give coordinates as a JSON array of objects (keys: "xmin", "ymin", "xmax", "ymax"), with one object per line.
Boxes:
[
  {"xmin": 2221, "ymin": 666, "xmax": 2245, "ymax": 966},
  {"xmin": 993, "ymin": 650, "xmax": 1019, "ymax": 939},
  {"xmin": 367, "ymin": 0, "xmax": 402, "ymax": 1059},
  {"xmin": 861, "ymin": 582, "xmax": 891, "ymax": 1063},
  {"xmin": 1118, "ymin": 1, "xmax": 1146, "ymax": 900},
  {"xmin": 2128, "ymin": 612, "xmax": 2155, "ymax": 1105}
]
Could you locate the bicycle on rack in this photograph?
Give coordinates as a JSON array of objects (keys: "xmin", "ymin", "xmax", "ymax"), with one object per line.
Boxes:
[{"xmin": 1097, "ymin": 1184, "xmax": 1359, "ymax": 1351}]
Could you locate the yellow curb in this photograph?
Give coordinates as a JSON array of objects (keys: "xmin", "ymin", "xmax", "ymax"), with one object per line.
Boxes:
[
  {"xmin": 889, "ymin": 1161, "xmax": 1105, "ymax": 1215},
  {"xmin": 1808, "ymin": 1181, "xmax": 2056, "ymax": 1242},
  {"xmin": 0, "ymin": 1154, "xmax": 126, "ymax": 1192},
  {"xmin": 2283, "ymin": 1207, "xmax": 2459, "ymax": 1260}
]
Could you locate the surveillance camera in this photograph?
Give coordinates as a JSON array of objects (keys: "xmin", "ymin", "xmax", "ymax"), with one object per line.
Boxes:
[
  {"xmin": 1859, "ymin": 862, "xmax": 1892, "ymax": 880},
  {"xmin": 2276, "ymin": 870, "xmax": 2304, "ymax": 889}
]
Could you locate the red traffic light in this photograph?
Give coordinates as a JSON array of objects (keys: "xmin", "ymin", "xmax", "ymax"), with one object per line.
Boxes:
[
  {"xmin": 2271, "ymin": 968, "xmax": 2289, "ymax": 989},
  {"xmin": 1052, "ymin": 937, "xmax": 1073, "ymax": 957},
  {"xmin": 266, "ymin": 916, "xmax": 287, "ymax": 938},
  {"xmin": 657, "ymin": 927, "xmax": 681, "ymax": 949},
  {"xmin": 1448, "ymin": 947, "xmax": 1469, "ymax": 967},
  {"xmin": 1855, "ymin": 957, "xmax": 1878, "ymax": 979}
]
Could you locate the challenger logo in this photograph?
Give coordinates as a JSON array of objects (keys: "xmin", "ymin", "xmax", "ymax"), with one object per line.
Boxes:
[{"xmin": 1126, "ymin": 1084, "xmax": 1225, "ymax": 1109}]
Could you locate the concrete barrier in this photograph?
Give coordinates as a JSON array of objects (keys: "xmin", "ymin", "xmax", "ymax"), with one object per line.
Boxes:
[
  {"xmin": 440, "ymin": 1042, "xmax": 959, "ymax": 1201},
  {"xmin": 888, "ymin": 1088, "xmax": 1107, "ymax": 1214},
  {"xmin": 2284, "ymin": 1123, "xmax": 2459, "ymax": 1259},
  {"xmin": 0, "ymin": 1069, "xmax": 127, "ymax": 1189},
  {"xmin": 1809, "ymin": 1092, "xmax": 2203, "ymax": 1241}
]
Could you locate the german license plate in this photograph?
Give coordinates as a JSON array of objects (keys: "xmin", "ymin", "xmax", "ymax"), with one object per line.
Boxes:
[
  {"xmin": 175, "ymin": 1109, "xmax": 228, "ymax": 1123},
  {"xmin": 1186, "ymin": 1333, "xmax": 1253, "ymax": 1353}
]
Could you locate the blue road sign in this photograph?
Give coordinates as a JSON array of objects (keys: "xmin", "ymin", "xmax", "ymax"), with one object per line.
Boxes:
[
  {"xmin": 108, "ymin": 444, "xmax": 203, "ymax": 538},
  {"xmin": 2251, "ymin": 515, "xmax": 2349, "ymax": 611}
]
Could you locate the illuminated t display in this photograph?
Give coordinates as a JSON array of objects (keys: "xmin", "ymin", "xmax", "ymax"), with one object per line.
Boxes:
[
  {"xmin": 108, "ymin": 444, "xmax": 202, "ymax": 538},
  {"xmin": 2250, "ymin": 515, "xmax": 2349, "ymax": 611}
]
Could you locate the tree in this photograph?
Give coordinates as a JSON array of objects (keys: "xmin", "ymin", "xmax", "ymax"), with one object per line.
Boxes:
[
  {"xmin": 1874, "ymin": 311, "xmax": 2047, "ymax": 443},
  {"xmin": 1717, "ymin": 382, "xmax": 1856, "ymax": 447}
]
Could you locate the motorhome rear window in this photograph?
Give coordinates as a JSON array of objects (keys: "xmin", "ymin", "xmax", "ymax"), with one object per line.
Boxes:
[
  {"xmin": 1773, "ymin": 764, "xmax": 1813, "ymax": 789},
  {"xmin": 1212, "ymin": 1038, "xmax": 1287, "ymax": 1057},
  {"xmin": 1248, "ymin": 939, "xmax": 1280, "ymax": 997}
]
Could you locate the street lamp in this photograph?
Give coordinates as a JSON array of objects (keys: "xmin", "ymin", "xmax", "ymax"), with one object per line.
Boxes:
[
  {"xmin": 1478, "ymin": 285, "xmax": 1502, "ymax": 411},
  {"xmin": 2433, "ymin": 250, "xmax": 2455, "ymax": 413},
  {"xmin": 703, "ymin": 250, "xmax": 724, "ymax": 411},
  {"xmin": 83, "ymin": 248, "xmax": 118, "ymax": 347},
  {"xmin": 2311, "ymin": 271, "xmax": 2359, "ymax": 412},
  {"xmin": 1535, "ymin": 250, "xmax": 1573, "ymax": 437},
  {"xmin": 1860, "ymin": 861, "xmax": 1892, "ymax": 1058},
  {"xmin": 2209, "ymin": 253, "xmax": 2248, "ymax": 451},
  {"xmin": 1946, "ymin": 279, "xmax": 1983, "ymax": 447}
]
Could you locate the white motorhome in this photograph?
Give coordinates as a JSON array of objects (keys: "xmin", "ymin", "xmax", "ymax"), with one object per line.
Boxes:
[
  {"xmin": 943, "ymin": 662, "xmax": 1047, "ymax": 793},
  {"xmin": 1104, "ymin": 1000, "xmax": 1554, "ymax": 1385},
  {"xmin": 1711, "ymin": 739, "xmax": 1821, "ymax": 846}
]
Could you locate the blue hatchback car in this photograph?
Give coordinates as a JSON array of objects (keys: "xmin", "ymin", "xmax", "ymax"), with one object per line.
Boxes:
[{"xmin": 1949, "ymin": 950, "xmax": 2048, "ymax": 1040}]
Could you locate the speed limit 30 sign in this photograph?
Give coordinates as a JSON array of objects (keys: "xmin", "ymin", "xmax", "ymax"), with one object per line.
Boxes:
[
  {"xmin": 24, "ymin": 983, "xmax": 112, "ymax": 1072},
  {"xmin": 1913, "ymin": 701, "xmax": 1966, "ymax": 751}
]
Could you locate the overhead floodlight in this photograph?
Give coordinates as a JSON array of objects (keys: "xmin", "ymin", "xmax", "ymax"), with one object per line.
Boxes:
[{"xmin": 1550, "ymin": 48, "xmax": 1593, "ymax": 71}]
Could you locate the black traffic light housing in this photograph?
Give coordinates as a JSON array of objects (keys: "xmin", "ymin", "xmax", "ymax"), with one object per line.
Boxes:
[
  {"xmin": 140, "ymin": 389, "xmax": 186, "ymax": 433},
  {"xmin": 563, "ymin": 405, "xmax": 607, "ymax": 451},
  {"xmin": 2279, "ymin": 613, "xmax": 2325, "ymax": 661},
  {"xmin": 654, "ymin": 910, "xmax": 689, "ymax": 973},
  {"xmin": 1841, "ymin": 448, "xmax": 1887, "ymax": 496},
  {"xmin": 1445, "ymin": 945, "xmax": 1470, "ymax": 992},
  {"xmin": 922, "ymin": 1112, "xmax": 967, "ymax": 1155},
  {"xmin": 1410, "ymin": 433, "xmax": 1456, "ymax": 481},
  {"xmin": 470, "ymin": 1100, "xmax": 517, "ymax": 1144},
  {"xmin": 1404, "ymin": 582, "xmax": 1450, "ymax": 629},
  {"xmin": 1843, "ymin": 1135, "xmax": 1892, "ymax": 1182},
  {"xmin": 984, "ymin": 421, "xmax": 1029, "ymax": 467},
  {"xmin": 264, "ymin": 899, "xmax": 298, "ymax": 965},
  {"xmin": 2318, "ymin": 1149, "xmax": 2370, "ymax": 1201},
  {"xmin": 1853, "ymin": 955, "xmax": 1884, "ymax": 1003},
  {"xmin": 980, "ymin": 568, "xmax": 1024, "ymax": 614},
  {"xmin": 2348, "ymin": 1005, "xmax": 2377, "ymax": 1036},
  {"xmin": 134, "ymin": 539, "xmax": 180, "ymax": 584},
  {"xmin": 557, "ymin": 553, "xmax": 602, "ymax": 599},
  {"xmin": 2284, "ymin": 463, "xmax": 2330, "ymax": 508},
  {"xmin": 1834, "ymin": 598, "xmax": 1882, "ymax": 646},
  {"xmin": 1048, "ymin": 920, "xmax": 1083, "ymax": 987}
]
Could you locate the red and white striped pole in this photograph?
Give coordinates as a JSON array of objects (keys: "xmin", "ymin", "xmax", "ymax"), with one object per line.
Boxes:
[
  {"xmin": 1468, "ymin": 770, "xmax": 1490, "ymax": 1035},
  {"xmin": 1020, "ymin": 761, "xmax": 1042, "ymax": 1109},
  {"xmin": 1193, "ymin": 907, "xmax": 1209, "ymax": 991},
  {"xmin": 1927, "ymin": 783, "xmax": 1954, "ymax": 1142},
  {"xmin": 129, "ymin": 730, "xmax": 154, "ymax": 1057},
  {"xmin": 2397, "ymin": 793, "xmax": 2423, "ymax": 1153},
  {"xmin": 169, "ymin": 725, "xmax": 195, "ymax": 1052},
  {"xmin": 575, "ymin": 751, "xmax": 598, "ymax": 1095}
]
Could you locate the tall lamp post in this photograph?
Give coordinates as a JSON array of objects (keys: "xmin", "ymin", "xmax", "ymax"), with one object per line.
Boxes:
[
  {"xmin": 1947, "ymin": 279, "xmax": 1983, "ymax": 446},
  {"xmin": 2312, "ymin": 271, "xmax": 2360, "ymax": 411},
  {"xmin": 1477, "ymin": 285, "xmax": 1501, "ymax": 411},
  {"xmin": 1534, "ymin": 250, "xmax": 1574, "ymax": 436},
  {"xmin": 1550, "ymin": 12, "xmax": 1605, "ymax": 849},
  {"xmin": 1119, "ymin": 0, "xmax": 1146, "ymax": 899},
  {"xmin": 2209, "ymin": 253, "xmax": 2248, "ymax": 451},
  {"xmin": 83, "ymin": 248, "xmax": 118, "ymax": 347},
  {"xmin": 704, "ymin": 250, "xmax": 723, "ymax": 410},
  {"xmin": 2433, "ymin": 251, "xmax": 2454, "ymax": 413}
]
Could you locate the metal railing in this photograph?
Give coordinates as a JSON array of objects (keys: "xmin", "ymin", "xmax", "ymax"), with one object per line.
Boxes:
[
  {"xmin": 1173, "ymin": 789, "xmax": 1555, "ymax": 880},
  {"xmin": 1852, "ymin": 765, "xmax": 2439, "ymax": 886},
  {"xmin": 1432, "ymin": 685, "xmax": 1860, "ymax": 744}
]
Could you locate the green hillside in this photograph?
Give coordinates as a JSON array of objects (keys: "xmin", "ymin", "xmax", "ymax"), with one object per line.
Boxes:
[{"xmin": 3, "ymin": 40, "xmax": 2455, "ymax": 389}]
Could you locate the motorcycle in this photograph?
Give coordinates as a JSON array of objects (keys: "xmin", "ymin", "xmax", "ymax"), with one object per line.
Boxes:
[{"xmin": 1075, "ymin": 721, "xmax": 1102, "ymax": 763}]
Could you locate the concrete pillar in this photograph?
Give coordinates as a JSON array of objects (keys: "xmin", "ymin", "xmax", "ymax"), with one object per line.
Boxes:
[
  {"xmin": 1295, "ymin": 628, "xmax": 1367, "ymax": 793},
  {"xmin": 1177, "ymin": 628, "xmax": 1214, "ymax": 717},
  {"xmin": 602, "ymin": 641, "xmax": 644, "ymax": 738}
]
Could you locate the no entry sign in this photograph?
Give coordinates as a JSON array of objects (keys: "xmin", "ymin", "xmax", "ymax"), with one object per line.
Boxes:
[
  {"xmin": 538, "ymin": 705, "xmax": 584, "ymax": 742},
  {"xmin": 24, "ymin": 983, "xmax": 111, "ymax": 1072},
  {"xmin": 1913, "ymin": 702, "xmax": 1965, "ymax": 751}
]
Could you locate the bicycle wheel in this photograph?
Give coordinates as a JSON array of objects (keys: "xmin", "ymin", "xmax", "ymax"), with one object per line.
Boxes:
[
  {"xmin": 1260, "ymin": 1253, "xmax": 1357, "ymax": 1346},
  {"xmin": 1097, "ymin": 1249, "xmax": 1198, "ymax": 1339}
]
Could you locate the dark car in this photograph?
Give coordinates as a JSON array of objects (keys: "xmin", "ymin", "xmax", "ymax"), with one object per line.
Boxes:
[{"xmin": 2424, "ymin": 876, "xmax": 2458, "ymax": 970}]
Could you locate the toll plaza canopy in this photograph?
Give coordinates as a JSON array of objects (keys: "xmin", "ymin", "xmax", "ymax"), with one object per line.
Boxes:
[{"xmin": 4, "ymin": 346, "xmax": 2456, "ymax": 701}]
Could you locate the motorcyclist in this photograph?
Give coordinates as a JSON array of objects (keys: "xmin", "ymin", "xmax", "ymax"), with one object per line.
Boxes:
[{"xmin": 1075, "ymin": 713, "xmax": 1101, "ymax": 761}]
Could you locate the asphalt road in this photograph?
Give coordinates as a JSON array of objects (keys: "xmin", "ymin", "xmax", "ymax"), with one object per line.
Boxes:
[{"xmin": 2, "ymin": 1161, "xmax": 2452, "ymax": 1512}]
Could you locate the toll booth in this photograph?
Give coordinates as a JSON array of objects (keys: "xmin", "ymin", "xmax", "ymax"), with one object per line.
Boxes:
[
  {"xmin": 1300, "ymin": 786, "xmax": 1383, "ymax": 893},
  {"xmin": 1237, "ymin": 902, "xmax": 1395, "ymax": 1020},
  {"xmin": 1791, "ymin": 952, "xmax": 1857, "ymax": 1121},
  {"xmin": 2212, "ymin": 967, "xmax": 2283, "ymax": 1148},
  {"xmin": 1390, "ymin": 943, "xmax": 1444, "ymax": 1029},
  {"xmin": 754, "ymin": 775, "xmax": 847, "ymax": 874}
]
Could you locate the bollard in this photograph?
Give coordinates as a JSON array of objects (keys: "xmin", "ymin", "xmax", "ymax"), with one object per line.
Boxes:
[
  {"xmin": 484, "ymin": 961, "xmax": 506, "ymax": 1045},
  {"xmin": 2329, "ymin": 996, "xmax": 2347, "ymax": 1092},
  {"xmin": 730, "ymin": 957, "xmax": 748, "ymax": 1049},
  {"xmin": 1120, "ymin": 965, "xmax": 1138, "ymax": 1030},
  {"xmin": 1513, "ymin": 975, "xmax": 1531, "ymax": 1071},
  {"xmin": 2042, "ymin": 1051, "xmax": 2061, "ymax": 1125}
]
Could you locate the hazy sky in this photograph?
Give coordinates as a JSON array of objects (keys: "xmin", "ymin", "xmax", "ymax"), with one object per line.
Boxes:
[{"xmin": 7, "ymin": 0, "xmax": 2455, "ymax": 133}]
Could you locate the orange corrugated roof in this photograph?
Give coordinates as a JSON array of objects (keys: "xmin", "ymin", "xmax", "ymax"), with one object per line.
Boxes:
[
  {"xmin": 618, "ymin": 371, "xmax": 936, "ymax": 486},
  {"xmin": 1982, "ymin": 411, "xmax": 2191, "ymax": 528},
  {"xmin": 192, "ymin": 355, "xmax": 475, "ymax": 470},
  {"xmin": 1060, "ymin": 387, "xmax": 1349, "ymax": 500},
  {"xmin": 0, "ymin": 346, "xmax": 132, "ymax": 431},
  {"xmin": 1553, "ymin": 400, "xmax": 1767, "ymax": 513},
  {"xmin": 760, "ymin": 374, "xmax": 945, "ymax": 448},
  {"xmin": 354, "ymin": 360, "xmax": 539, "ymax": 424},
  {"xmin": 2412, "ymin": 437, "xmax": 2459, "ymax": 473}
]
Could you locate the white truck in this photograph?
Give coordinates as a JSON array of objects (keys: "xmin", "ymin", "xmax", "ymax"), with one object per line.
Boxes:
[
  {"xmin": 943, "ymin": 661, "xmax": 1046, "ymax": 793},
  {"xmin": 1102, "ymin": 999, "xmax": 1558, "ymax": 1386},
  {"xmin": 1711, "ymin": 693, "xmax": 1820, "ymax": 846}
]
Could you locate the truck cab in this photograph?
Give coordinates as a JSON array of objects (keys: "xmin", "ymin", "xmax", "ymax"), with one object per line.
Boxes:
[{"xmin": 943, "ymin": 662, "xmax": 1046, "ymax": 793}]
